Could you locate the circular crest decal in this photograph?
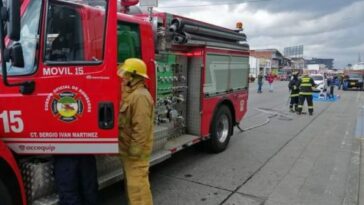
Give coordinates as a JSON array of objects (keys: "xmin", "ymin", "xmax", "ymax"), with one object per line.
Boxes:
[{"xmin": 51, "ymin": 92, "xmax": 84, "ymax": 122}]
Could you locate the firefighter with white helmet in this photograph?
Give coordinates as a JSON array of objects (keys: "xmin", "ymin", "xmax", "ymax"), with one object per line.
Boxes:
[{"xmin": 118, "ymin": 58, "xmax": 154, "ymax": 205}]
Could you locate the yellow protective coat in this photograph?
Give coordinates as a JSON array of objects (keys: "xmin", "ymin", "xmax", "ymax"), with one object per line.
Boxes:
[{"xmin": 119, "ymin": 80, "xmax": 154, "ymax": 205}]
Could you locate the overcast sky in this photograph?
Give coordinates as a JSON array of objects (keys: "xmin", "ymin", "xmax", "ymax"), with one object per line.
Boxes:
[{"xmin": 154, "ymin": 0, "xmax": 364, "ymax": 68}]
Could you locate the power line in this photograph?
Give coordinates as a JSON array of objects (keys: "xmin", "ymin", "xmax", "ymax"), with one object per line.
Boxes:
[{"xmin": 158, "ymin": 0, "xmax": 272, "ymax": 9}]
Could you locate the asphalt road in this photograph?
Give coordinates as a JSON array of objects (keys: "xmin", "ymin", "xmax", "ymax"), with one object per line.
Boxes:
[{"xmin": 100, "ymin": 81, "xmax": 362, "ymax": 205}]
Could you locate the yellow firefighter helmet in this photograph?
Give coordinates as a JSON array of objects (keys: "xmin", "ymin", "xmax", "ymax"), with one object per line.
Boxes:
[{"xmin": 118, "ymin": 58, "xmax": 149, "ymax": 79}]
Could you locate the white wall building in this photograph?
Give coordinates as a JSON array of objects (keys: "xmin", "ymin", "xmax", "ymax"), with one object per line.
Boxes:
[
  {"xmin": 249, "ymin": 56, "xmax": 259, "ymax": 78},
  {"xmin": 249, "ymin": 56, "xmax": 272, "ymax": 77},
  {"xmin": 353, "ymin": 62, "xmax": 364, "ymax": 70},
  {"xmin": 307, "ymin": 64, "xmax": 327, "ymax": 73}
]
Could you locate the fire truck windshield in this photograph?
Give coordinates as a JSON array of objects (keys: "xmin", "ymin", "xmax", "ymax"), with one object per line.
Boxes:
[
  {"xmin": 6, "ymin": 0, "xmax": 107, "ymax": 76},
  {"xmin": 7, "ymin": 0, "xmax": 42, "ymax": 76},
  {"xmin": 44, "ymin": 0, "xmax": 107, "ymax": 64}
]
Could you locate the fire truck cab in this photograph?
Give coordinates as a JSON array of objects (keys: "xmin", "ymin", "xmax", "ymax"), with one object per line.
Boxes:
[{"xmin": 0, "ymin": 1, "xmax": 249, "ymax": 204}]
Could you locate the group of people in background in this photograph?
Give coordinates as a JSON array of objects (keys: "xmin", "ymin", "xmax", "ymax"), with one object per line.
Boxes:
[
  {"xmin": 288, "ymin": 72, "xmax": 342, "ymax": 115},
  {"xmin": 288, "ymin": 71, "xmax": 316, "ymax": 116},
  {"xmin": 256, "ymin": 72, "xmax": 277, "ymax": 93},
  {"xmin": 255, "ymin": 71, "xmax": 348, "ymax": 116}
]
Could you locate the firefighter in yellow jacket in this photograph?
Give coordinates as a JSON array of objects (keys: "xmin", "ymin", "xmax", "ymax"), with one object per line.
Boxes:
[
  {"xmin": 118, "ymin": 58, "xmax": 154, "ymax": 205},
  {"xmin": 297, "ymin": 71, "xmax": 316, "ymax": 116}
]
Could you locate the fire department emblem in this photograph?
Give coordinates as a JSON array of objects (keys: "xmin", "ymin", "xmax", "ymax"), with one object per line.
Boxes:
[{"xmin": 51, "ymin": 92, "xmax": 83, "ymax": 122}]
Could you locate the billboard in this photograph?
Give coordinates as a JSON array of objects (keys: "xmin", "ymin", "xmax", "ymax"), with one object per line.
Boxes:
[
  {"xmin": 140, "ymin": 0, "xmax": 158, "ymax": 7},
  {"xmin": 284, "ymin": 45, "xmax": 304, "ymax": 58}
]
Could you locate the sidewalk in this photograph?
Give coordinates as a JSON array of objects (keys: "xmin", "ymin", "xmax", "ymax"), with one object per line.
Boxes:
[
  {"xmin": 360, "ymin": 139, "xmax": 364, "ymax": 205},
  {"xmin": 357, "ymin": 106, "xmax": 364, "ymax": 205}
]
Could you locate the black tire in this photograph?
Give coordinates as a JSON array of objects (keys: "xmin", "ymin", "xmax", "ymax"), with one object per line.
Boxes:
[
  {"xmin": 207, "ymin": 105, "xmax": 233, "ymax": 153},
  {"xmin": 0, "ymin": 179, "xmax": 12, "ymax": 205}
]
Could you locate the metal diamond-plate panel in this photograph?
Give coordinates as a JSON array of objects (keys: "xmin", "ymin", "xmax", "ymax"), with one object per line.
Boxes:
[
  {"xmin": 153, "ymin": 125, "xmax": 170, "ymax": 152},
  {"xmin": 96, "ymin": 156, "xmax": 122, "ymax": 177},
  {"xmin": 21, "ymin": 158, "xmax": 56, "ymax": 203},
  {"xmin": 32, "ymin": 194, "xmax": 59, "ymax": 205}
]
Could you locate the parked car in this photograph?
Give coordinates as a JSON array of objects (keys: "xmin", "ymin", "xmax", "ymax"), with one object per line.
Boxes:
[
  {"xmin": 278, "ymin": 74, "xmax": 289, "ymax": 81},
  {"xmin": 310, "ymin": 74, "xmax": 326, "ymax": 92},
  {"xmin": 343, "ymin": 72, "xmax": 364, "ymax": 90}
]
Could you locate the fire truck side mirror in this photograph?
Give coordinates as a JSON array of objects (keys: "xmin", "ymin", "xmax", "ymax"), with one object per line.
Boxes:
[
  {"xmin": 4, "ymin": 42, "xmax": 24, "ymax": 68},
  {"xmin": 6, "ymin": 0, "xmax": 21, "ymax": 41}
]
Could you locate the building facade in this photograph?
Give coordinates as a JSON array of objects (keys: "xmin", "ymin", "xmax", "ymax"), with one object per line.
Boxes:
[
  {"xmin": 250, "ymin": 49, "xmax": 285, "ymax": 74},
  {"xmin": 305, "ymin": 58, "xmax": 334, "ymax": 69}
]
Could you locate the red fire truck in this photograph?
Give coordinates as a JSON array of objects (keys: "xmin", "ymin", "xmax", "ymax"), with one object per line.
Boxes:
[{"xmin": 0, "ymin": 0, "xmax": 250, "ymax": 204}]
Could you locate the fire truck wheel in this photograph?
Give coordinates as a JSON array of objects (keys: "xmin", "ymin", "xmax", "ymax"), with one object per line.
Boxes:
[
  {"xmin": 208, "ymin": 105, "xmax": 233, "ymax": 153},
  {"xmin": 0, "ymin": 179, "xmax": 12, "ymax": 205}
]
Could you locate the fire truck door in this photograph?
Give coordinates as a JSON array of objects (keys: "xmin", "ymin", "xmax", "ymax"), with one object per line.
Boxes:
[{"xmin": 0, "ymin": 0, "xmax": 119, "ymax": 154}]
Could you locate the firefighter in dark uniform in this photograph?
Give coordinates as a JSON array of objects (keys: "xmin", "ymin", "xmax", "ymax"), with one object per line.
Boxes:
[
  {"xmin": 288, "ymin": 72, "xmax": 300, "ymax": 112},
  {"xmin": 297, "ymin": 71, "xmax": 316, "ymax": 115},
  {"xmin": 54, "ymin": 155, "xmax": 98, "ymax": 205}
]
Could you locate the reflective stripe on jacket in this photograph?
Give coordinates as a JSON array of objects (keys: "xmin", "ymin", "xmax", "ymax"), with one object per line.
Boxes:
[
  {"xmin": 298, "ymin": 76, "xmax": 316, "ymax": 95},
  {"xmin": 119, "ymin": 80, "xmax": 154, "ymax": 160}
]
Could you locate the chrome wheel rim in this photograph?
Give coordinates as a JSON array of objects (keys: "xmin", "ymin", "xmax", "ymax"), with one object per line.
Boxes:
[{"xmin": 217, "ymin": 114, "xmax": 229, "ymax": 143}]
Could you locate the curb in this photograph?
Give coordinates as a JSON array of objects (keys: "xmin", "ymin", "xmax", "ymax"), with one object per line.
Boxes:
[
  {"xmin": 356, "ymin": 108, "xmax": 364, "ymax": 205},
  {"xmin": 360, "ymin": 140, "xmax": 364, "ymax": 205},
  {"xmin": 353, "ymin": 108, "xmax": 364, "ymax": 205}
]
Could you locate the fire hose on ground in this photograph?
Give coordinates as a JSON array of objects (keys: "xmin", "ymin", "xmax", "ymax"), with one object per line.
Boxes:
[{"xmin": 236, "ymin": 108, "xmax": 293, "ymax": 132}]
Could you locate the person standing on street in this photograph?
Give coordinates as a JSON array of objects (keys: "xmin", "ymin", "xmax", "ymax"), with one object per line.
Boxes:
[
  {"xmin": 327, "ymin": 76, "xmax": 335, "ymax": 99},
  {"xmin": 297, "ymin": 71, "xmax": 316, "ymax": 116},
  {"xmin": 257, "ymin": 71, "xmax": 263, "ymax": 93},
  {"xmin": 338, "ymin": 74, "xmax": 343, "ymax": 90},
  {"xmin": 54, "ymin": 155, "xmax": 99, "ymax": 205},
  {"xmin": 118, "ymin": 58, "xmax": 154, "ymax": 205},
  {"xmin": 267, "ymin": 72, "xmax": 275, "ymax": 92},
  {"xmin": 288, "ymin": 72, "xmax": 300, "ymax": 112}
]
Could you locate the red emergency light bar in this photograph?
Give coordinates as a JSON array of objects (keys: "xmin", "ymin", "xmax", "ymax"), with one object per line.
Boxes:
[{"xmin": 121, "ymin": 0, "xmax": 139, "ymax": 7}]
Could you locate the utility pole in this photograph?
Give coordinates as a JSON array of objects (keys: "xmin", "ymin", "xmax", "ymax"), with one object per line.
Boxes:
[
  {"xmin": 140, "ymin": 0, "xmax": 158, "ymax": 22},
  {"xmin": 359, "ymin": 52, "xmax": 362, "ymax": 63}
]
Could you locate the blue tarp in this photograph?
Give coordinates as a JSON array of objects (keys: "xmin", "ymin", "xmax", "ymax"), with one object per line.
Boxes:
[{"xmin": 312, "ymin": 93, "xmax": 340, "ymax": 102}]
